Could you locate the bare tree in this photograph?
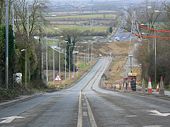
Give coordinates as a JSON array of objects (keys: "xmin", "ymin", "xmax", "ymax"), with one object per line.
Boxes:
[
  {"xmin": 137, "ymin": 0, "xmax": 163, "ymax": 32},
  {"xmin": 13, "ymin": 0, "xmax": 48, "ymax": 37},
  {"xmin": 164, "ymin": 2, "xmax": 170, "ymax": 23},
  {"xmin": 63, "ymin": 30, "xmax": 80, "ymax": 71}
]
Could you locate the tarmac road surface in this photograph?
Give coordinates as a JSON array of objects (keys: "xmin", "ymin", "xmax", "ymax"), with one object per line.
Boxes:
[{"xmin": 0, "ymin": 57, "xmax": 170, "ymax": 127}]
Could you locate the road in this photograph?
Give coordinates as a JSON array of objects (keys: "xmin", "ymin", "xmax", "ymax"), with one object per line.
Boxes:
[
  {"xmin": 0, "ymin": 57, "xmax": 170, "ymax": 127},
  {"xmin": 113, "ymin": 28, "xmax": 131, "ymax": 41}
]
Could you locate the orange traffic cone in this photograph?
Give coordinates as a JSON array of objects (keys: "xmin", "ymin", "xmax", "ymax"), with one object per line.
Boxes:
[
  {"xmin": 156, "ymin": 84, "xmax": 159, "ymax": 92},
  {"xmin": 148, "ymin": 78, "xmax": 152, "ymax": 94}
]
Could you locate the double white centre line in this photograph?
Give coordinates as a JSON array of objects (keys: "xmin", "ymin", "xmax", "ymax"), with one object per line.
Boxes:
[{"xmin": 77, "ymin": 57, "xmax": 112, "ymax": 127}]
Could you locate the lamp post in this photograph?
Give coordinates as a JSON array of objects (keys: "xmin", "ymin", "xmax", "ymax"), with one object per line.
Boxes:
[
  {"xmin": 21, "ymin": 49, "xmax": 27, "ymax": 88},
  {"xmin": 154, "ymin": 30, "xmax": 157, "ymax": 83},
  {"xmin": 5, "ymin": 0, "xmax": 9, "ymax": 89},
  {"xmin": 54, "ymin": 28, "xmax": 63, "ymax": 77},
  {"xmin": 58, "ymin": 41, "xmax": 60, "ymax": 76},
  {"xmin": 53, "ymin": 47, "xmax": 55, "ymax": 84},
  {"xmin": 65, "ymin": 49, "xmax": 67, "ymax": 80},
  {"xmin": 34, "ymin": 36, "xmax": 43, "ymax": 80},
  {"xmin": 76, "ymin": 51, "xmax": 78, "ymax": 78},
  {"xmin": 88, "ymin": 43, "xmax": 90, "ymax": 63},
  {"xmin": 69, "ymin": 46, "xmax": 71, "ymax": 80},
  {"xmin": 45, "ymin": 37, "xmax": 48, "ymax": 85},
  {"xmin": 58, "ymin": 36, "xmax": 63, "ymax": 77},
  {"xmin": 11, "ymin": 2, "xmax": 15, "ymax": 37},
  {"xmin": 26, "ymin": 4, "xmax": 30, "ymax": 39},
  {"xmin": 73, "ymin": 49, "xmax": 79, "ymax": 78},
  {"xmin": 64, "ymin": 40, "xmax": 68, "ymax": 80},
  {"xmin": 129, "ymin": 54, "xmax": 133, "ymax": 72},
  {"xmin": 72, "ymin": 51, "xmax": 75, "ymax": 79},
  {"xmin": 68, "ymin": 44, "xmax": 74, "ymax": 80},
  {"xmin": 90, "ymin": 41, "xmax": 93, "ymax": 63},
  {"xmin": 153, "ymin": 9, "xmax": 168, "ymax": 83}
]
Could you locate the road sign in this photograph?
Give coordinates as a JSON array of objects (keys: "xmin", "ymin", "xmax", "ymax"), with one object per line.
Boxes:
[{"xmin": 55, "ymin": 75, "xmax": 61, "ymax": 81}]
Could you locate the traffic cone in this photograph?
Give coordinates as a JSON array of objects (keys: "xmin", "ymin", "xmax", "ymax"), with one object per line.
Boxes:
[
  {"xmin": 156, "ymin": 84, "xmax": 159, "ymax": 92},
  {"xmin": 148, "ymin": 77, "xmax": 152, "ymax": 94},
  {"xmin": 128, "ymin": 82, "xmax": 131, "ymax": 91}
]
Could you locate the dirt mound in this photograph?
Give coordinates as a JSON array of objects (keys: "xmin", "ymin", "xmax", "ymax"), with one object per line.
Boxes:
[
  {"xmin": 93, "ymin": 41, "xmax": 130, "ymax": 56},
  {"xmin": 100, "ymin": 41, "xmax": 131, "ymax": 88}
]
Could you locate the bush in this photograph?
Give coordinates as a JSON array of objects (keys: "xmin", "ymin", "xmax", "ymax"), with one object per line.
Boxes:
[{"xmin": 0, "ymin": 88, "xmax": 19, "ymax": 101}]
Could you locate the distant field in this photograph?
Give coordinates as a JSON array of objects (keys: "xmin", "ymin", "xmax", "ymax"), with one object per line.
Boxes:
[
  {"xmin": 46, "ymin": 13, "xmax": 116, "ymax": 20},
  {"xmin": 46, "ymin": 25, "xmax": 108, "ymax": 34},
  {"xmin": 56, "ymin": 25, "xmax": 107, "ymax": 32},
  {"xmin": 45, "ymin": 11, "xmax": 117, "ymax": 35}
]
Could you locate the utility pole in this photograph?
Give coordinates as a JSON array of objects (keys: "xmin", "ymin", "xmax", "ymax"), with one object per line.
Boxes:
[
  {"xmin": 154, "ymin": 30, "xmax": 157, "ymax": 83},
  {"xmin": 45, "ymin": 37, "xmax": 48, "ymax": 85},
  {"xmin": 5, "ymin": 0, "xmax": 9, "ymax": 89}
]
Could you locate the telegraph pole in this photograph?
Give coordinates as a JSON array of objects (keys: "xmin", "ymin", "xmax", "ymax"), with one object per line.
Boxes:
[{"xmin": 5, "ymin": 0, "xmax": 9, "ymax": 89}]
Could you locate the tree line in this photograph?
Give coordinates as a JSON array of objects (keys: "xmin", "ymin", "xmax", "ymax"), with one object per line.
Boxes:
[{"xmin": 0, "ymin": 0, "xmax": 49, "ymax": 95}]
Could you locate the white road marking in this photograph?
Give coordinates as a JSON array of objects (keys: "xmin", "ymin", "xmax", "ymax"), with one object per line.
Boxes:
[
  {"xmin": 0, "ymin": 116, "xmax": 24, "ymax": 124},
  {"xmin": 77, "ymin": 91, "xmax": 82, "ymax": 127},
  {"xmin": 83, "ymin": 112, "xmax": 88, "ymax": 116},
  {"xmin": 143, "ymin": 125, "xmax": 162, "ymax": 127},
  {"xmin": 84, "ymin": 94, "xmax": 97, "ymax": 127},
  {"xmin": 148, "ymin": 110, "xmax": 170, "ymax": 117},
  {"xmin": 126, "ymin": 115, "xmax": 137, "ymax": 118},
  {"xmin": 83, "ymin": 103, "xmax": 86, "ymax": 106}
]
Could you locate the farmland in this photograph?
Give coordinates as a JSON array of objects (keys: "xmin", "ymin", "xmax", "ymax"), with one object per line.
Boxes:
[{"xmin": 45, "ymin": 11, "xmax": 118, "ymax": 35}]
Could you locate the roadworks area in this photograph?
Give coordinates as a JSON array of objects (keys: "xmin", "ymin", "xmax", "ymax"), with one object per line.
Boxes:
[{"xmin": 98, "ymin": 41, "xmax": 131, "ymax": 90}]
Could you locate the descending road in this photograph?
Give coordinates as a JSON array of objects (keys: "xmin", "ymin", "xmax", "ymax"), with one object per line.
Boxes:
[{"xmin": 0, "ymin": 57, "xmax": 170, "ymax": 127}]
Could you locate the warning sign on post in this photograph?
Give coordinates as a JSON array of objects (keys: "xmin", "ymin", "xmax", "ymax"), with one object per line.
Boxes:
[{"xmin": 54, "ymin": 75, "xmax": 61, "ymax": 81}]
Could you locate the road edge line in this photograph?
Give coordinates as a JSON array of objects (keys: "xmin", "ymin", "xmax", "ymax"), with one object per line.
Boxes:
[{"xmin": 77, "ymin": 91, "xmax": 82, "ymax": 127}]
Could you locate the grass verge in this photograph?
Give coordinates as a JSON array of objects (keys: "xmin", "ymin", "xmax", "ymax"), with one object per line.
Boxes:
[{"xmin": 47, "ymin": 60, "xmax": 96, "ymax": 90}]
